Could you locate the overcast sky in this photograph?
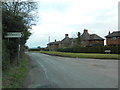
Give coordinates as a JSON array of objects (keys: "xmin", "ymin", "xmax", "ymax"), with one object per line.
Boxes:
[{"xmin": 26, "ymin": 0, "xmax": 119, "ymax": 48}]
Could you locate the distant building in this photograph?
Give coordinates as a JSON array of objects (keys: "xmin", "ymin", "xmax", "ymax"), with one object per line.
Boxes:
[
  {"xmin": 47, "ymin": 40, "xmax": 61, "ymax": 51},
  {"xmin": 105, "ymin": 31, "xmax": 120, "ymax": 46},
  {"xmin": 47, "ymin": 29, "xmax": 104, "ymax": 51},
  {"xmin": 47, "ymin": 34, "xmax": 74, "ymax": 51}
]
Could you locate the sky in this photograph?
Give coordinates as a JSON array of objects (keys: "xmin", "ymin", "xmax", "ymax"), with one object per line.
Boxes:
[{"xmin": 26, "ymin": 0, "xmax": 119, "ymax": 48}]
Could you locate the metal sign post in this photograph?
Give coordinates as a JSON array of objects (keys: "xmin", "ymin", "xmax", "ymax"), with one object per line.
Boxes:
[
  {"xmin": 4, "ymin": 32, "xmax": 24, "ymax": 64},
  {"xmin": 17, "ymin": 38, "xmax": 20, "ymax": 64}
]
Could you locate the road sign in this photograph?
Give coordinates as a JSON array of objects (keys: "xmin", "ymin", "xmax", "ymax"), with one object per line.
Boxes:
[
  {"xmin": 4, "ymin": 32, "xmax": 24, "ymax": 64},
  {"xmin": 4, "ymin": 32, "xmax": 24, "ymax": 38}
]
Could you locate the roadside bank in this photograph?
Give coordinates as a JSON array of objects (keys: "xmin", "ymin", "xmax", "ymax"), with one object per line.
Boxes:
[{"xmin": 2, "ymin": 54, "xmax": 30, "ymax": 88}]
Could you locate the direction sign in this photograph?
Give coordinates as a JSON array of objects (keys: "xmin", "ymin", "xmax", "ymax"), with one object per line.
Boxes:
[{"xmin": 4, "ymin": 32, "xmax": 24, "ymax": 38}]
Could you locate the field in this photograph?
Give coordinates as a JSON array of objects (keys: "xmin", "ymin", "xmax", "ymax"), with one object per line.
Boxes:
[{"xmin": 39, "ymin": 51, "xmax": 120, "ymax": 60}]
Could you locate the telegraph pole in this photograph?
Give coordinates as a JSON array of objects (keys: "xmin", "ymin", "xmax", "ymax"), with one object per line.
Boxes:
[{"xmin": 48, "ymin": 36, "xmax": 50, "ymax": 43}]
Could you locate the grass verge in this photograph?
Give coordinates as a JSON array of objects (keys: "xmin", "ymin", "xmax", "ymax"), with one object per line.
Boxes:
[
  {"xmin": 39, "ymin": 51, "xmax": 120, "ymax": 60},
  {"xmin": 2, "ymin": 54, "xmax": 30, "ymax": 88}
]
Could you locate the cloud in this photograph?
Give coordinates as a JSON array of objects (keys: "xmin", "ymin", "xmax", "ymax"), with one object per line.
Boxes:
[
  {"xmin": 39, "ymin": 1, "xmax": 71, "ymax": 13},
  {"xmin": 26, "ymin": 0, "xmax": 119, "ymax": 48}
]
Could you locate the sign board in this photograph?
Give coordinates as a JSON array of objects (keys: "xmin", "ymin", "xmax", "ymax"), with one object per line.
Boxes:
[{"xmin": 4, "ymin": 32, "xmax": 24, "ymax": 38}]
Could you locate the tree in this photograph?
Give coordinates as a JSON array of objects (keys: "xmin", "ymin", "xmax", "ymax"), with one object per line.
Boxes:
[
  {"xmin": 37, "ymin": 46, "xmax": 41, "ymax": 49},
  {"xmin": 76, "ymin": 32, "xmax": 81, "ymax": 46},
  {"xmin": 2, "ymin": 1, "xmax": 38, "ymax": 69}
]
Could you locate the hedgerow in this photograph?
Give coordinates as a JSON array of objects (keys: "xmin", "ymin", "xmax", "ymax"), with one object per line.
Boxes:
[{"xmin": 57, "ymin": 46, "xmax": 120, "ymax": 54}]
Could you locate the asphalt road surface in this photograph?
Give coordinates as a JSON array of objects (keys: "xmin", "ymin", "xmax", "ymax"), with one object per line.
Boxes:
[{"xmin": 23, "ymin": 52, "xmax": 118, "ymax": 88}]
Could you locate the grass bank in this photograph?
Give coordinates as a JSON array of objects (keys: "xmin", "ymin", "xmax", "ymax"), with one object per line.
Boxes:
[
  {"xmin": 39, "ymin": 51, "xmax": 120, "ymax": 60},
  {"xmin": 2, "ymin": 54, "xmax": 30, "ymax": 88}
]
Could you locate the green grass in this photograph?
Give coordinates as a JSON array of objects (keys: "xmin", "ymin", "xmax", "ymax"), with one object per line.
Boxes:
[
  {"xmin": 2, "ymin": 54, "xmax": 30, "ymax": 88},
  {"xmin": 39, "ymin": 51, "xmax": 120, "ymax": 60}
]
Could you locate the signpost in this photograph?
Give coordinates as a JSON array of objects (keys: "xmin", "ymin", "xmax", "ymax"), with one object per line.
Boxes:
[{"xmin": 4, "ymin": 32, "xmax": 24, "ymax": 64}]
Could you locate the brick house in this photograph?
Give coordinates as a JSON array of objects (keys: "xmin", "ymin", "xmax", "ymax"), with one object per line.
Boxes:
[
  {"xmin": 105, "ymin": 31, "xmax": 120, "ymax": 46},
  {"xmin": 47, "ymin": 29, "xmax": 104, "ymax": 51},
  {"xmin": 81, "ymin": 29, "xmax": 104, "ymax": 47}
]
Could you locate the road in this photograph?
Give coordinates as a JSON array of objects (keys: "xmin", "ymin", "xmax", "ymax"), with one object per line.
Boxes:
[{"xmin": 23, "ymin": 52, "xmax": 118, "ymax": 88}]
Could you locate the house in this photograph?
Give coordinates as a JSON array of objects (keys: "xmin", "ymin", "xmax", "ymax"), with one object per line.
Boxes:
[
  {"xmin": 81, "ymin": 29, "xmax": 104, "ymax": 47},
  {"xmin": 47, "ymin": 40, "xmax": 60, "ymax": 51},
  {"xmin": 47, "ymin": 34, "xmax": 74, "ymax": 51},
  {"xmin": 47, "ymin": 29, "xmax": 104, "ymax": 51},
  {"xmin": 105, "ymin": 31, "xmax": 120, "ymax": 46},
  {"xmin": 59, "ymin": 34, "xmax": 74, "ymax": 48}
]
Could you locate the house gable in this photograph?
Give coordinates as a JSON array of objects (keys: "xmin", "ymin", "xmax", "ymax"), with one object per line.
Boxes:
[
  {"xmin": 61, "ymin": 34, "xmax": 73, "ymax": 47},
  {"xmin": 81, "ymin": 29, "xmax": 104, "ymax": 47}
]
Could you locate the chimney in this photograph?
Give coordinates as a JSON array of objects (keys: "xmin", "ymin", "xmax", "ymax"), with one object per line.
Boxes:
[
  {"xmin": 84, "ymin": 29, "xmax": 88, "ymax": 33},
  {"xmin": 65, "ymin": 34, "xmax": 69, "ymax": 37}
]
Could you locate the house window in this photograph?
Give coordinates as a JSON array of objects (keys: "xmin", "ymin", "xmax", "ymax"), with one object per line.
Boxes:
[{"xmin": 111, "ymin": 37, "xmax": 117, "ymax": 40}]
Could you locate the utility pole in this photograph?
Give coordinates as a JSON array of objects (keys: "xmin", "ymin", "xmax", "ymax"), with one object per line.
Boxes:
[
  {"xmin": 48, "ymin": 36, "xmax": 50, "ymax": 43},
  {"xmin": 48, "ymin": 36, "xmax": 50, "ymax": 51}
]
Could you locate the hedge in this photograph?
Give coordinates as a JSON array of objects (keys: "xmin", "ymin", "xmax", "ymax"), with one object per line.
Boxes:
[
  {"xmin": 2, "ymin": 40, "xmax": 10, "ymax": 70},
  {"xmin": 28, "ymin": 48, "xmax": 49, "ymax": 51},
  {"xmin": 57, "ymin": 46, "xmax": 120, "ymax": 54}
]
